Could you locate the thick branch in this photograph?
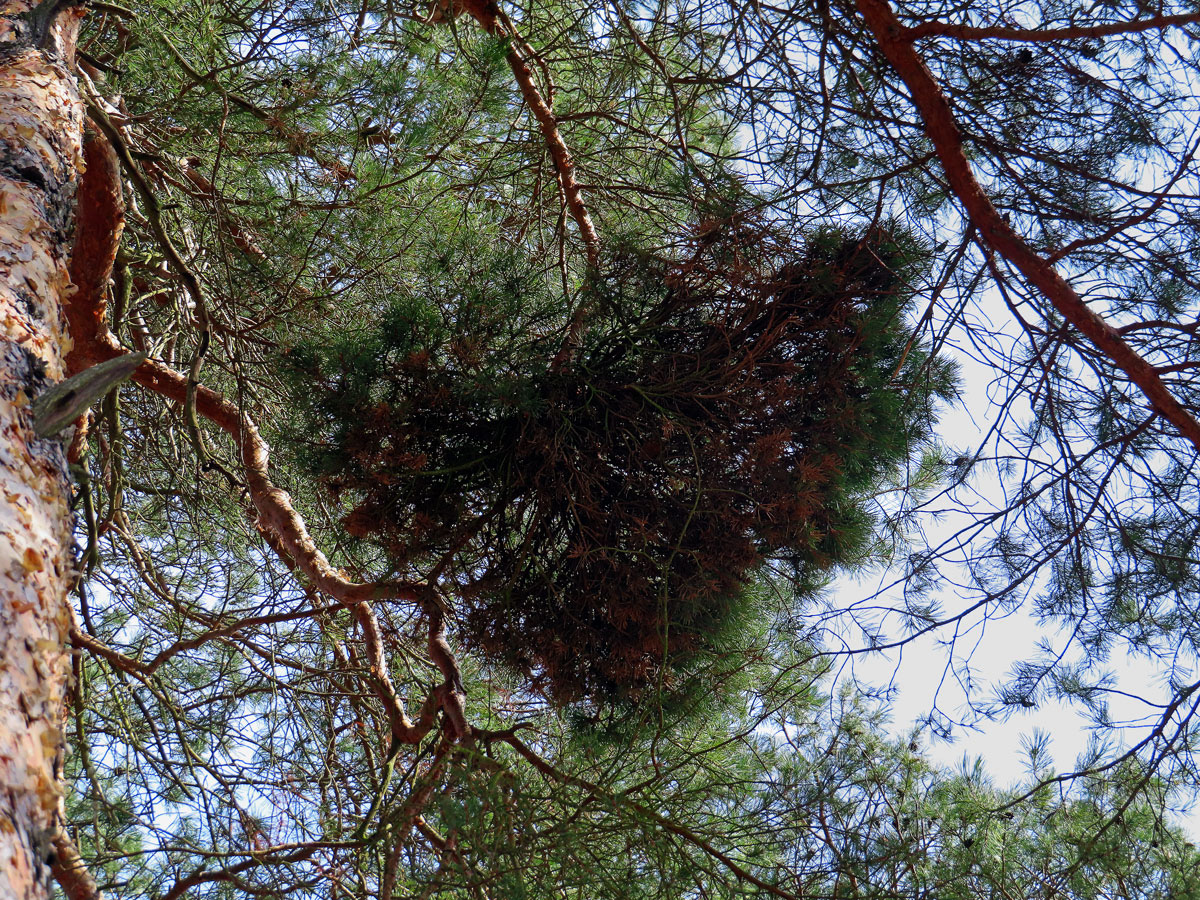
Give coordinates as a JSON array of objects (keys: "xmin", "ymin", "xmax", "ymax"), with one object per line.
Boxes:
[
  {"xmin": 250, "ymin": 527, "xmax": 440, "ymax": 744},
  {"xmin": 50, "ymin": 826, "xmax": 102, "ymax": 900},
  {"xmin": 64, "ymin": 242, "xmax": 422, "ymax": 607},
  {"xmin": 79, "ymin": 341, "xmax": 446, "ymax": 741},
  {"xmin": 64, "ymin": 128, "xmax": 466, "ymax": 750},
  {"xmin": 67, "ymin": 338, "xmax": 449, "ymax": 746},
  {"xmin": 355, "ymin": 595, "xmax": 434, "ymax": 742},
  {"xmin": 66, "ymin": 121, "xmax": 122, "ymax": 373},
  {"xmin": 855, "ymin": 0, "xmax": 1200, "ymax": 452}
]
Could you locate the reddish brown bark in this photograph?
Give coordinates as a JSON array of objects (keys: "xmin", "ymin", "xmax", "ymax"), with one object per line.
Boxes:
[
  {"xmin": 62, "ymin": 115, "xmax": 415, "ymax": 606},
  {"xmin": 69, "ymin": 326, "xmax": 424, "ymax": 605},
  {"xmin": 49, "ymin": 828, "xmax": 101, "ymax": 900},
  {"xmin": 66, "ymin": 331, "xmax": 468, "ymax": 746},
  {"xmin": 61, "ymin": 115, "xmax": 471, "ymax": 755},
  {"xmin": 62, "ymin": 129, "xmax": 469, "ymax": 748},
  {"xmin": 855, "ymin": 0, "xmax": 1200, "ymax": 452},
  {"xmin": 457, "ymin": 0, "xmax": 600, "ymax": 269},
  {"xmin": 66, "ymin": 124, "xmax": 122, "ymax": 375}
]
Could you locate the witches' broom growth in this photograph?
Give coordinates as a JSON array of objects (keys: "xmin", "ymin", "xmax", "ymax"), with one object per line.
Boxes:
[{"xmin": 283, "ymin": 222, "xmax": 956, "ymax": 703}]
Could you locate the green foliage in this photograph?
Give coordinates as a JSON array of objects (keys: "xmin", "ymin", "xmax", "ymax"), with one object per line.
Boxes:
[
  {"xmin": 49, "ymin": 0, "xmax": 1200, "ymax": 897},
  {"xmin": 282, "ymin": 222, "xmax": 953, "ymax": 702}
]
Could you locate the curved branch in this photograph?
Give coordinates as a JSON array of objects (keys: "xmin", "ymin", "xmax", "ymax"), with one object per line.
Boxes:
[
  {"xmin": 854, "ymin": 0, "xmax": 1200, "ymax": 452},
  {"xmin": 426, "ymin": 604, "xmax": 469, "ymax": 740},
  {"xmin": 76, "ymin": 337, "xmax": 447, "ymax": 741},
  {"xmin": 68, "ymin": 602, "xmax": 337, "ymax": 676},
  {"xmin": 70, "ymin": 337, "xmax": 452, "ymax": 744},
  {"xmin": 157, "ymin": 844, "xmax": 323, "ymax": 900},
  {"xmin": 66, "ymin": 256, "xmax": 420, "ymax": 606},
  {"xmin": 65, "ymin": 128, "xmax": 466, "ymax": 750}
]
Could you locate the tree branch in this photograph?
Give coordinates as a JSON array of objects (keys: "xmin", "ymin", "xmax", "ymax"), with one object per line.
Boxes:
[
  {"xmin": 904, "ymin": 10, "xmax": 1200, "ymax": 42},
  {"xmin": 64, "ymin": 126, "xmax": 468, "ymax": 753},
  {"xmin": 66, "ymin": 121, "xmax": 122, "ymax": 373},
  {"xmin": 456, "ymin": 0, "xmax": 600, "ymax": 269},
  {"xmin": 50, "ymin": 826, "xmax": 102, "ymax": 900},
  {"xmin": 68, "ymin": 603, "xmax": 339, "ymax": 676},
  {"xmin": 426, "ymin": 604, "xmax": 469, "ymax": 741},
  {"xmin": 69, "ymin": 333, "xmax": 424, "ymax": 604},
  {"xmin": 502, "ymin": 735, "xmax": 804, "ymax": 900},
  {"xmin": 854, "ymin": 0, "xmax": 1200, "ymax": 452}
]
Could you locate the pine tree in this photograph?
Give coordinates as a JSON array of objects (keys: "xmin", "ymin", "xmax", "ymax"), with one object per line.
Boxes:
[{"xmin": 1, "ymin": 0, "xmax": 1199, "ymax": 898}]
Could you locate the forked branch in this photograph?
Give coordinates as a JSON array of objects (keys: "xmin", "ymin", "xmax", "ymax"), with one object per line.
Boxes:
[
  {"xmin": 854, "ymin": 0, "xmax": 1200, "ymax": 452},
  {"xmin": 65, "ymin": 129, "xmax": 470, "ymax": 752}
]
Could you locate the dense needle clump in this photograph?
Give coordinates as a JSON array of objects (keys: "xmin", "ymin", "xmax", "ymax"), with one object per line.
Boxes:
[{"xmin": 283, "ymin": 225, "xmax": 954, "ymax": 703}]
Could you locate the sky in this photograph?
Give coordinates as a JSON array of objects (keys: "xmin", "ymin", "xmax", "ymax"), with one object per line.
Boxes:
[{"xmin": 827, "ymin": 325, "xmax": 1200, "ymax": 836}]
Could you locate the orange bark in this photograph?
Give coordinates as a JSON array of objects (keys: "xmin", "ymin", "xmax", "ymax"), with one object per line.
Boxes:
[
  {"xmin": 61, "ymin": 128, "xmax": 462, "ymax": 745},
  {"xmin": 457, "ymin": 0, "xmax": 600, "ymax": 269},
  {"xmin": 855, "ymin": 0, "xmax": 1200, "ymax": 452},
  {"xmin": 63, "ymin": 117, "xmax": 472, "ymax": 750},
  {"xmin": 65, "ymin": 124, "xmax": 122, "ymax": 375},
  {"xmin": 0, "ymin": 4, "xmax": 86, "ymax": 898}
]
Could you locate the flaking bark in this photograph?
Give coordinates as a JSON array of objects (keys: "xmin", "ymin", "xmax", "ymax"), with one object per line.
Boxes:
[{"xmin": 0, "ymin": 3, "xmax": 85, "ymax": 898}]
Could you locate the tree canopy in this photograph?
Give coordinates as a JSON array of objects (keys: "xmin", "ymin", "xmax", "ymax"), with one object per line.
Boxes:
[{"xmin": 3, "ymin": 0, "xmax": 1200, "ymax": 897}]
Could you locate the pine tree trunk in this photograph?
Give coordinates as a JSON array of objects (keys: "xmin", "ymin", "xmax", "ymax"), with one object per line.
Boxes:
[{"xmin": 0, "ymin": 3, "xmax": 85, "ymax": 898}]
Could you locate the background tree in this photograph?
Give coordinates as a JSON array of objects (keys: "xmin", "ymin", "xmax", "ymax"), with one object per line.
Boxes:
[{"xmin": 1, "ymin": 0, "xmax": 1199, "ymax": 897}]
